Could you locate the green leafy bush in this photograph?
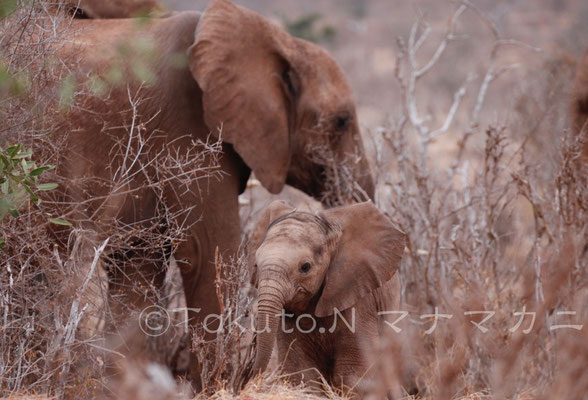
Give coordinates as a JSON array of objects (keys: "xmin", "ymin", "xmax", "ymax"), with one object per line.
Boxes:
[{"xmin": 0, "ymin": 144, "xmax": 68, "ymax": 249}]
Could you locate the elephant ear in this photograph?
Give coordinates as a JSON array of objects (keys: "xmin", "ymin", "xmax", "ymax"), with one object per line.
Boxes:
[
  {"xmin": 189, "ymin": 0, "xmax": 297, "ymax": 194},
  {"xmin": 247, "ymin": 200, "xmax": 296, "ymax": 274},
  {"xmin": 315, "ymin": 202, "xmax": 406, "ymax": 318}
]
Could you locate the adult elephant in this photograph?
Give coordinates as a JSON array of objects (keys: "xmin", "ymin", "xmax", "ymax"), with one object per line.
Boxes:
[{"xmin": 52, "ymin": 0, "xmax": 374, "ymax": 385}]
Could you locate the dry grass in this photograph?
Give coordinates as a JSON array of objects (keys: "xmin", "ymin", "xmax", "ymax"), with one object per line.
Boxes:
[{"xmin": 1, "ymin": 1, "xmax": 587, "ymax": 399}]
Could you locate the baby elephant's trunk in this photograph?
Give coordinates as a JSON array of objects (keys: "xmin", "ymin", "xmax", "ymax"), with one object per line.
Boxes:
[{"xmin": 251, "ymin": 277, "xmax": 286, "ymax": 377}]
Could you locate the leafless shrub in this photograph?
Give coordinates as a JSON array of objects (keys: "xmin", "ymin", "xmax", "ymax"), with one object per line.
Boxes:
[
  {"xmin": 1, "ymin": 2, "xmax": 223, "ymax": 398},
  {"xmin": 191, "ymin": 251, "xmax": 255, "ymax": 397},
  {"xmin": 365, "ymin": 3, "xmax": 587, "ymax": 399},
  {"xmin": 1, "ymin": 1, "xmax": 80, "ymax": 396},
  {"xmin": 307, "ymin": 141, "xmax": 370, "ymax": 207}
]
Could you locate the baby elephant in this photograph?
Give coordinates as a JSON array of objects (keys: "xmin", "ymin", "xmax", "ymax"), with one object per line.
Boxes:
[{"xmin": 248, "ymin": 200, "xmax": 406, "ymax": 395}]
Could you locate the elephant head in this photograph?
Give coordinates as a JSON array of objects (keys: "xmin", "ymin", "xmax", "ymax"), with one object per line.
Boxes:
[
  {"xmin": 248, "ymin": 200, "xmax": 406, "ymax": 376},
  {"xmin": 189, "ymin": 0, "xmax": 374, "ymax": 204}
]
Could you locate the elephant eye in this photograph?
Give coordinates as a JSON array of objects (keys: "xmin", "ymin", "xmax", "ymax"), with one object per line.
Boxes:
[
  {"xmin": 334, "ymin": 113, "xmax": 350, "ymax": 132},
  {"xmin": 299, "ymin": 262, "xmax": 311, "ymax": 273},
  {"xmin": 281, "ymin": 67, "xmax": 300, "ymax": 99}
]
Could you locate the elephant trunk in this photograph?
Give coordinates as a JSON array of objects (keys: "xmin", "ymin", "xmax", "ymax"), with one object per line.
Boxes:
[
  {"xmin": 358, "ymin": 160, "xmax": 375, "ymax": 201},
  {"xmin": 341, "ymin": 127, "xmax": 376, "ymax": 202},
  {"xmin": 355, "ymin": 136, "xmax": 376, "ymax": 201},
  {"xmin": 251, "ymin": 276, "xmax": 287, "ymax": 377}
]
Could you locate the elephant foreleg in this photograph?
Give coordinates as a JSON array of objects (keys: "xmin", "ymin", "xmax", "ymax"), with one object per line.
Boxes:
[
  {"xmin": 174, "ymin": 232, "xmax": 223, "ymax": 392},
  {"xmin": 276, "ymin": 333, "xmax": 330, "ymax": 394}
]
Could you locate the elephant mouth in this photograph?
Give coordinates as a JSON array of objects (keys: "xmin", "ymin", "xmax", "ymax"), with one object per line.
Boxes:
[
  {"xmin": 287, "ymin": 149, "xmax": 373, "ymax": 206},
  {"xmin": 284, "ymin": 286, "xmax": 313, "ymax": 312},
  {"xmin": 286, "ymin": 162, "xmax": 328, "ymax": 200}
]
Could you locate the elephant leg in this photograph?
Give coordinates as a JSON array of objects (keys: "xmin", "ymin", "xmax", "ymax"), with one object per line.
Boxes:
[
  {"xmin": 174, "ymin": 221, "xmax": 241, "ymax": 391},
  {"xmin": 332, "ymin": 347, "xmax": 376, "ymax": 398},
  {"xmin": 167, "ymin": 145, "xmax": 248, "ymax": 391},
  {"xmin": 276, "ymin": 334, "xmax": 328, "ymax": 394},
  {"xmin": 174, "ymin": 232, "xmax": 216, "ymax": 391}
]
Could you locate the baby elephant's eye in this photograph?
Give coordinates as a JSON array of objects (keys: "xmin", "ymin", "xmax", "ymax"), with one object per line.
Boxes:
[{"xmin": 299, "ymin": 262, "xmax": 311, "ymax": 273}]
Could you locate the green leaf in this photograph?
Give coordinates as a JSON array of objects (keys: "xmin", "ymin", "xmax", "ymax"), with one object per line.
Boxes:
[
  {"xmin": 0, "ymin": 237, "xmax": 5, "ymax": 251},
  {"xmin": 86, "ymin": 75, "xmax": 108, "ymax": 97},
  {"xmin": 59, "ymin": 75, "xmax": 77, "ymax": 109},
  {"xmin": 0, "ymin": 197, "xmax": 11, "ymax": 219},
  {"xmin": 1, "ymin": 65, "xmax": 29, "ymax": 97},
  {"xmin": 37, "ymin": 183, "xmax": 59, "ymax": 191},
  {"xmin": 12, "ymin": 149, "xmax": 32, "ymax": 160},
  {"xmin": 132, "ymin": 62, "xmax": 156, "ymax": 85},
  {"xmin": 6, "ymin": 145, "xmax": 20, "ymax": 158},
  {"xmin": 49, "ymin": 218, "xmax": 72, "ymax": 226},
  {"xmin": 21, "ymin": 159, "xmax": 30, "ymax": 174},
  {"xmin": 22, "ymin": 182, "xmax": 36, "ymax": 197},
  {"xmin": 106, "ymin": 64, "xmax": 123, "ymax": 85},
  {"xmin": 9, "ymin": 209, "xmax": 18, "ymax": 218},
  {"xmin": 0, "ymin": 154, "xmax": 9, "ymax": 168},
  {"xmin": 10, "ymin": 174, "xmax": 23, "ymax": 184},
  {"xmin": 30, "ymin": 166, "xmax": 53, "ymax": 177},
  {"xmin": 0, "ymin": 0, "xmax": 18, "ymax": 19}
]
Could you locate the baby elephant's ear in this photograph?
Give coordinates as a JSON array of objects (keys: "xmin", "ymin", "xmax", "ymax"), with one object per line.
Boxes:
[
  {"xmin": 315, "ymin": 202, "xmax": 406, "ymax": 318},
  {"xmin": 247, "ymin": 200, "xmax": 296, "ymax": 270}
]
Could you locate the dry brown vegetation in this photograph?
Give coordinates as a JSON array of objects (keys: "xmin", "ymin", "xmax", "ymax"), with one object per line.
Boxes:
[{"xmin": 1, "ymin": 1, "xmax": 587, "ymax": 399}]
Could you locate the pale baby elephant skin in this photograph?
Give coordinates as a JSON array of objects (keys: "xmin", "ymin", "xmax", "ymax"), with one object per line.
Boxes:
[{"xmin": 248, "ymin": 200, "xmax": 406, "ymax": 396}]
